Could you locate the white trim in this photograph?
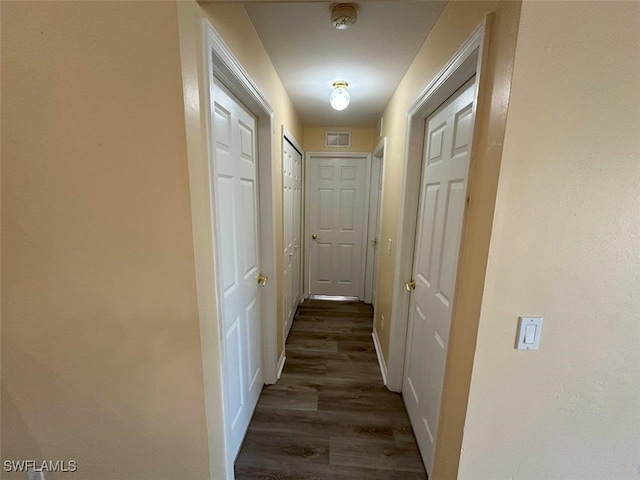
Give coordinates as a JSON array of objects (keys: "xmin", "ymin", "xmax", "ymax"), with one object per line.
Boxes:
[
  {"xmin": 373, "ymin": 136, "xmax": 387, "ymax": 165},
  {"xmin": 375, "ymin": 118, "xmax": 384, "ymax": 141},
  {"xmin": 363, "ymin": 152, "xmax": 380, "ymax": 304},
  {"xmin": 277, "ymin": 351, "xmax": 287, "ymax": 379},
  {"xmin": 304, "ymin": 151, "xmax": 372, "ymax": 300},
  {"xmin": 362, "ymin": 157, "xmax": 372, "ymax": 300},
  {"xmin": 203, "ymin": 21, "xmax": 279, "ymax": 384},
  {"xmin": 282, "ymin": 125, "xmax": 303, "ymax": 155},
  {"xmin": 364, "ymin": 137, "xmax": 386, "ymax": 305},
  {"xmin": 372, "ymin": 328, "xmax": 388, "ymax": 386},
  {"xmin": 205, "ymin": 23, "xmax": 273, "ymax": 116},
  {"xmin": 386, "ymin": 20, "xmax": 488, "ymax": 392},
  {"xmin": 298, "ymin": 137, "xmax": 308, "ymax": 302},
  {"xmin": 303, "ymin": 152, "xmax": 309, "ymax": 300},
  {"xmin": 371, "ymin": 137, "xmax": 386, "ymax": 311},
  {"xmin": 202, "ymin": 20, "xmax": 277, "ymax": 479}
]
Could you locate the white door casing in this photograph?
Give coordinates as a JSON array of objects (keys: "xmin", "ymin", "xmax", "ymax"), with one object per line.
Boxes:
[
  {"xmin": 366, "ymin": 138, "xmax": 386, "ymax": 306},
  {"xmin": 212, "ymin": 79, "xmax": 264, "ymax": 461},
  {"xmin": 402, "ymin": 76, "xmax": 477, "ymax": 473},
  {"xmin": 283, "ymin": 133, "xmax": 303, "ymax": 339},
  {"xmin": 363, "ymin": 160, "xmax": 382, "ymax": 304},
  {"xmin": 200, "ymin": 21, "xmax": 278, "ymax": 480},
  {"xmin": 371, "ymin": 163, "xmax": 383, "ymax": 306},
  {"xmin": 386, "ymin": 20, "xmax": 486, "ymax": 394},
  {"xmin": 306, "ymin": 153, "xmax": 371, "ymax": 299}
]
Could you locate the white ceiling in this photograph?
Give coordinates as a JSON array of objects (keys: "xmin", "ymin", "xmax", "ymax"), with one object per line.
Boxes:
[{"xmin": 245, "ymin": 1, "xmax": 447, "ymax": 127}]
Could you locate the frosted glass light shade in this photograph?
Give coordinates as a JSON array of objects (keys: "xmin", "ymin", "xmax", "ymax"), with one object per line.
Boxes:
[{"xmin": 330, "ymin": 85, "xmax": 350, "ymax": 111}]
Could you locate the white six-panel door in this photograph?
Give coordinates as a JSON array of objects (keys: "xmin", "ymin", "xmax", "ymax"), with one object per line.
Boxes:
[
  {"xmin": 212, "ymin": 79, "xmax": 263, "ymax": 460},
  {"xmin": 308, "ymin": 154, "xmax": 369, "ymax": 298},
  {"xmin": 402, "ymin": 76, "xmax": 477, "ymax": 473},
  {"xmin": 283, "ymin": 138, "xmax": 303, "ymax": 338}
]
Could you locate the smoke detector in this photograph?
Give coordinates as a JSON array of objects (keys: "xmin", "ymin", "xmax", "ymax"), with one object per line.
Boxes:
[{"xmin": 331, "ymin": 3, "xmax": 358, "ymax": 30}]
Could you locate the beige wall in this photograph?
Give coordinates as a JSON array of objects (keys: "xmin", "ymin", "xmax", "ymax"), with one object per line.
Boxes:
[
  {"xmin": 1, "ymin": 2, "xmax": 210, "ymax": 478},
  {"xmin": 2, "ymin": 1, "xmax": 302, "ymax": 477},
  {"xmin": 459, "ymin": 2, "xmax": 640, "ymax": 478},
  {"xmin": 372, "ymin": 3, "xmax": 521, "ymax": 476},
  {"xmin": 5, "ymin": 1, "xmax": 637, "ymax": 479},
  {"xmin": 303, "ymin": 126, "xmax": 375, "ymax": 153}
]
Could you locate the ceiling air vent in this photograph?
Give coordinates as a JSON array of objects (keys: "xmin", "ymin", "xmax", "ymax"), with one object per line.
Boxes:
[{"xmin": 325, "ymin": 131, "xmax": 351, "ymax": 147}]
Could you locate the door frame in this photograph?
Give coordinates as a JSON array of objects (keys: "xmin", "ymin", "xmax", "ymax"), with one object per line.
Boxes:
[
  {"xmin": 364, "ymin": 137, "xmax": 386, "ymax": 305},
  {"xmin": 304, "ymin": 151, "xmax": 372, "ymax": 300},
  {"xmin": 386, "ymin": 20, "xmax": 488, "ymax": 391},
  {"xmin": 201, "ymin": 20, "xmax": 278, "ymax": 478}
]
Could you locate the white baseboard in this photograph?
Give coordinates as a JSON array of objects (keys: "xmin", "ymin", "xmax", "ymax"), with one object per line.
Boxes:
[
  {"xmin": 277, "ymin": 351, "xmax": 286, "ymax": 379},
  {"xmin": 372, "ymin": 328, "xmax": 388, "ymax": 386}
]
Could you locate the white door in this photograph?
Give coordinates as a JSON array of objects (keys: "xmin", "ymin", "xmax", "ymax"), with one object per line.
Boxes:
[
  {"xmin": 402, "ymin": 76, "xmax": 476, "ymax": 473},
  {"xmin": 308, "ymin": 154, "xmax": 369, "ymax": 298},
  {"xmin": 212, "ymin": 79, "xmax": 263, "ymax": 460},
  {"xmin": 283, "ymin": 138, "xmax": 303, "ymax": 338}
]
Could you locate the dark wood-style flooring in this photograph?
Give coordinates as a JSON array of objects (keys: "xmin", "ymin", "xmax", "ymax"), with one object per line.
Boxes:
[{"xmin": 235, "ymin": 299, "xmax": 427, "ymax": 479}]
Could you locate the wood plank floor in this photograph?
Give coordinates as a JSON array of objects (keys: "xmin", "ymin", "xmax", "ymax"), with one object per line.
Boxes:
[{"xmin": 235, "ymin": 299, "xmax": 427, "ymax": 480}]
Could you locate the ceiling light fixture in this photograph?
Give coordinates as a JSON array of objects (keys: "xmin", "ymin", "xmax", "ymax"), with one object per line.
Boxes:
[
  {"xmin": 330, "ymin": 3, "xmax": 358, "ymax": 30},
  {"xmin": 330, "ymin": 81, "xmax": 350, "ymax": 111}
]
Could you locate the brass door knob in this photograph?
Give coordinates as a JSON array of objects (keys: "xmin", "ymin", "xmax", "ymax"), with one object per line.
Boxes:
[
  {"xmin": 257, "ymin": 273, "xmax": 268, "ymax": 286},
  {"xmin": 311, "ymin": 234, "xmax": 318, "ymax": 240},
  {"xmin": 405, "ymin": 279, "xmax": 416, "ymax": 292}
]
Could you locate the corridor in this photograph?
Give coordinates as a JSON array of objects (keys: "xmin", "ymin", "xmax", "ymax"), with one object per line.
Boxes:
[{"xmin": 235, "ymin": 300, "xmax": 427, "ymax": 479}]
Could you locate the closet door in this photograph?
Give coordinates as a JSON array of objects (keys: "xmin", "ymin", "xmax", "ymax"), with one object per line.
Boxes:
[{"xmin": 283, "ymin": 137, "xmax": 303, "ymax": 338}]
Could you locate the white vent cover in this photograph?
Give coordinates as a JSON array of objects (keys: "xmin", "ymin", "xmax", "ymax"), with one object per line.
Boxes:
[{"xmin": 325, "ymin": 131, "xmax": 351, "ymax": 147}]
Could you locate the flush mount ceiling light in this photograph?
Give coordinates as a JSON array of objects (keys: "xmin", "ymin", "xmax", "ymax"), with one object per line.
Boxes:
[
  {"xmin": 330, "ymin": 81, "xmax": 350, "ymax": 111},
  {"xmin": 330, "ymin": 3, "xmax": 358, "ymax": 30}
]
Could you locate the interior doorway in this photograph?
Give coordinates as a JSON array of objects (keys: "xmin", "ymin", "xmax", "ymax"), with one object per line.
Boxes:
[
  {"xmin": 364, "ymin": 138, "xmax": 385, "ymax": 306},
  {"xmin": 200, "ymin": 21, "xmax": 279, "ymax": 480},
  {"xmin": 305, "ymin": 152, "xmax": 372, "ymax": 300},
  {"xmin": 383, "ymin": 20, "xmax": 488, "ymax": 477},
  {"xmin": 210, "ymin": 78, "xmax": 265, "ymax": 462},
  {"xmin": 403, "ymin": 76, "xmax": 478, "ymax": 472}
]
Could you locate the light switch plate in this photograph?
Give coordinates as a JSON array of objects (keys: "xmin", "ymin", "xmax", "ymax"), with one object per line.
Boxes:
[
  {"xmin": 516, "ymin": 316, "xmax": 543, "ymax": 350},
  {"xmin": 27, "ymin": 470, "xmax": 45, "ymax": 480}
]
